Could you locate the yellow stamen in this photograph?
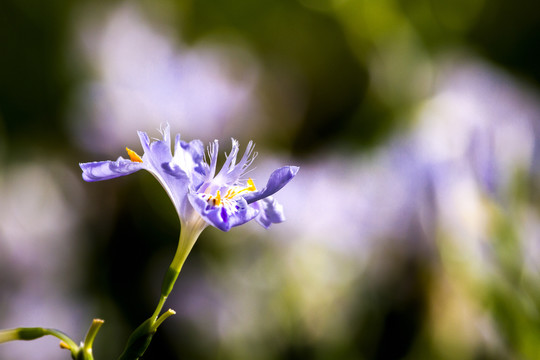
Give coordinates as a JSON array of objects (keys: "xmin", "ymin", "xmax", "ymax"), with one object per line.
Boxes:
[
  {"xmin": 207, "ymin": 179, "xmax": 256, "ymax": 207},
  {"xmin": 126, "ymin": 147, "xmax": 143, "ymax": 163},
  {"xmin": 59, "ymin": 341, "xmax": 71, "ymax": 350},
  {"xmin": 214, "ymin": 190, "xmax": 222, "ymax": 206},
  {"xmin": 246, "ymin": 178, "xmax": 256, "ymax": 192},
  {"xmin": 224, "ymin": 178, "xmax": 257, "ymax": 199}
]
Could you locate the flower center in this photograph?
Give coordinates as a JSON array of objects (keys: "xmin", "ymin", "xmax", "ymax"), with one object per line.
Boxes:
[
  {"xmin": 207, "ymin": 179, "xmax": 256, "ymax": 207},
  {"xmin": 126, "ymin": 147, "xmax": 143, "ymax": 163}
]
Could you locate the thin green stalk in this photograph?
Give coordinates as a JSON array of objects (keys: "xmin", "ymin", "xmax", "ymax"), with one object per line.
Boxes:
[
  {"xmin": 118, "ymin": 217, "xmax": 206, "ymax": 360},
  {"xmin": 80, "ymin": 319, "xmax": 105, "ymax": 360},
  {"xmin": 153, "ymin": 216, "xmax": 207, "ymax": 317},
  {"xmin": 154, "ymin": 309, "xmax": 176, "ymax": 330},
  {"xmin": 0, "ymin": 319, "xmax": 105, "ymax": 360},
  {"xmin": 44, "ymin": 328, "xmax": 79, "ymax": 352},
  {"xmin": 0, "ymin": 326, "xmax": 76, "ymax": 350}
]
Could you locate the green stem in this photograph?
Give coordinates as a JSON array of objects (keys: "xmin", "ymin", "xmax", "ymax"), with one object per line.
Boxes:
[
  {"xmin": 153, "ymin": 309, "xmax": 176, "ymax": 331},
  {"xmin": 153, "ymin": 217, "xmax": 207, "ymax": 317},
  {"xmin": 0, "ymin": 325, "xmax": 100, "ymax": 359},
  {"xmin": 0, "ymin": 327, "xmax": 77, "ymax": 350},
  {"xmin": 117, "ymin": 217, "xmax": 206, "ymax": 360},
  {"xmin": 81, "ymin": 319, "xmax": 105, "ymax": 359},
  {"xmin": 44, "ymin": 328, "xmax": 79, "ymax": 351}
]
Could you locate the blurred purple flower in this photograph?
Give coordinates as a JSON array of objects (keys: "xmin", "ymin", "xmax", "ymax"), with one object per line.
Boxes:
[
  {"xmin": 80, "ymin": 124, "xmax": 298, "ymax": 232},
  {"xmin": 71, "ymin": 4, "xmax": 263, "ymax": 154}
]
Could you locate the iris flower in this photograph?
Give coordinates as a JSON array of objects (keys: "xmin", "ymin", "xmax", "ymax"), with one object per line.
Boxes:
[{"xmin": 80, "ymin": 123, "xmax": 298, "ymax": 233}]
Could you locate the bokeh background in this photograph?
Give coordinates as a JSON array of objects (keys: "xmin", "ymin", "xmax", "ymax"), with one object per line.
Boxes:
[{"xmin": 1, "ymin": 0, "xmax": 540, "ymax": 359}]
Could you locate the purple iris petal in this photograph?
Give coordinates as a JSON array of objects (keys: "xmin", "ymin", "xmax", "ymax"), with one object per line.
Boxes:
[
  {"xmin": 254, "ymin": 197, "xmax": 285, "ymax": 228},
  {"xmin": 161, "ymin": 162, "xmax": 188, "ymax": 180},
  {"xmin": 213, "ymin": 139, "xmax": 240, "ymax": 185},
  {"xmin": 226, "ymin": 198, "xmax": 259, "ymax": 228},
  {"xmin": 211, "ymin": 139, "xmax": 257, "ymax": 189},
  {"xmin": 173, "ymin": 135, "xmax": 207, "ymax": 188},
  {"xmin": 188, "ymin": 194, "xmax": 258, "ymax": 231},
  {"xmin": 206, "ymin": 140, "xmax": 219, "ymax": 180},
  {"xmin": 244, "ymin": 166, "xmax": 299, "ymax": 204},
  {"xmin": 137, "ymin": 127, "xmax": 199, "ymax": 220},
  {"xmin": 80, "ymin": 158, "xmax": 143, "ymax": 182},
  {"xmin": 221, "ymin": 140, "xmax": 256, "ymax": 182},
  {"xmin": 139, "ymin": 132, "xmax": 173, "ymax": 171}
]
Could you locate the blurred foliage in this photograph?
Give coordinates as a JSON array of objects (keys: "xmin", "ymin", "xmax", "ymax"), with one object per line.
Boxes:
[{"xmin": 1, "ymin": 0, "xmax": 538, "ymax": 148}]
